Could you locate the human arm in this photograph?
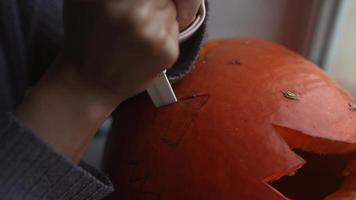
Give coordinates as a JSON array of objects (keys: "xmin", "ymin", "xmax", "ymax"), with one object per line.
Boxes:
[
  {"xmin": 0, "ymin": 0, "xmax": 207, "ymax": 199},
  {"xmin": 16, "ymin": 0, "xmax": 180, "ymax": 163}
]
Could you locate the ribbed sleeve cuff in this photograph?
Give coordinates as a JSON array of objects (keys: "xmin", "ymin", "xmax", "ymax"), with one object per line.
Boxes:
[
  {"xmin": 167, "ymin": 0, "xmax": 209, "ymax": 82},
  {"xmin": 0, "ymin": 113, "xmax": 113, "ymax": 200}
]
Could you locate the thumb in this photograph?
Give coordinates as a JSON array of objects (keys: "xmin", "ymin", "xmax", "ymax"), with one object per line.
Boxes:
[{"xmin": 172, "ymin": 0, "xmax": 202, "ymax": 31}]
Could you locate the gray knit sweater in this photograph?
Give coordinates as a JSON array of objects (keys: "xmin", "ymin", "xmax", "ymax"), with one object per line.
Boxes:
[{"xmin": 0, "ymin": 0, "xmax": 206, "ymax": 199}]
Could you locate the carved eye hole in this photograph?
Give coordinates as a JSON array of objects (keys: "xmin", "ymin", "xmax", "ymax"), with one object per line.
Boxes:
[{"xmin": 265, "ymin": 125, "xmax": 352, "ymax": 199}]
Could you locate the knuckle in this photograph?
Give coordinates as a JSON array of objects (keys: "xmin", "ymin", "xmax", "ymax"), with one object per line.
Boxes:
[
  {"xmin": 161, "ymin": 38, "xmax": 179, "ymax": 66},
  {"xmin": 139, "ymin": 25, "xmax": 166, "ymax": 47},
  {"xmin": 167, "ymin": 1, "xmax": 178, "ymax": 18},
  {"xmin": 102, "ymin": 2, "xmax": 148, "ymax": 27},
  {"xmin": 128, "ymin": 7, "xmax": 148, "ymax": 27}
]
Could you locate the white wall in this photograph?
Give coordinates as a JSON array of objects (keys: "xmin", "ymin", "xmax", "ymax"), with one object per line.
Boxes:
[
  {"xmin": 328, "ymin": 0, "xmax": 356, "ymax": 97},
  {"xmin": 207, "ymin": 0, "xmax": 319, "ymax": 55}
]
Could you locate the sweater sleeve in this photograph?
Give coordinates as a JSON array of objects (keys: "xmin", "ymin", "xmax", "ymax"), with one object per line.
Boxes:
[{"xmin": 0, "ymin": 113, "xmax": 114, "ymax": 200}]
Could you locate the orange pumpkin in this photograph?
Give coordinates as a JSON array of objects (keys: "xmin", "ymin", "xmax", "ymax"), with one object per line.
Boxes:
[{"xmin": 104, "ymin": 39, "xmax": 356, "ymax": 199}]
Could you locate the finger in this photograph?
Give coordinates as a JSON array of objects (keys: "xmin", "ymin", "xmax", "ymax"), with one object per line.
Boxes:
[
  {"xmin": 165, "ymin": 20, "xmax": 180, "ymax": 68},
  {"xmin": 156, "ymin": 0, "xmax": 173, "ymax": 10},
  {"xmin": 172, "ymin": 0, "xmax": 202, "ymax": 30},
  {"xmin": 150, "ymin": 0, "xmax": 179, "ymax": 68},
  {"xmin": 144, "ymin": 0, "xmax": 177, "ymax": 48}
]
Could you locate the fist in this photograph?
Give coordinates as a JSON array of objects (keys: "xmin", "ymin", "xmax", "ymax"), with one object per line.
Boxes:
[
  {"xmin": 173, "ymin": 0, "xmax": 202, "ymax": 30},
  {"xmin": 59, "ymin": 0, "xmax": 180, "ymax": 101}
]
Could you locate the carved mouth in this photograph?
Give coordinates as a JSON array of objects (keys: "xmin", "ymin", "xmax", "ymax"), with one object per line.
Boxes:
[
  {"xmin": 269, "ymin": 150, "xmax": 346, "ymax": 200},
  {"xmin": 264, "ymin": 125, "xmax": 355, "ymax": 200}
]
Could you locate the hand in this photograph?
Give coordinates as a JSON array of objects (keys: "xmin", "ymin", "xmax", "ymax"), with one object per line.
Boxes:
[
  {"xmin": 16, "ymin": 0, "xmax": 180, "ymax": 162},
  {"xmin": 173, "ymin": 0, "xmax": 202, "ymax": 31},
  {"xmin": 61, "ymin": 0, "xmax": 180, "ymax": 102}
]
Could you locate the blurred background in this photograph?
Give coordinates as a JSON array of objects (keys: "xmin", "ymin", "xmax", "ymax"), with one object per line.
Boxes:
[
  {"xmin": 207, "ymin": 0, "xmax": 356, "ymax": 97},
  {"xmin": 84, "ymin": 0, "xmax": 356, "ymax": 168}
]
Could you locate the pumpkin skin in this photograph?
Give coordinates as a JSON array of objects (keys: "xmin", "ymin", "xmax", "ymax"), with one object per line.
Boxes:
[{"xmin": 104, "ymin": 39, "xmax": 356, "ymax": 200}]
